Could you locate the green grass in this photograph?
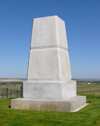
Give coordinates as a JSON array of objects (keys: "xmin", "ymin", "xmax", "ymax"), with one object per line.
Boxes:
[
  {"xmin": 0, "ymin": 82, "xmax": 100, "ymax": 125},
  {"xmin": 77, "ymin": 83, "xmax": 100, "ymax": 98},
  {"xmin": 0, "ymin": 98, "xmax": 100, "ymax": 126}
]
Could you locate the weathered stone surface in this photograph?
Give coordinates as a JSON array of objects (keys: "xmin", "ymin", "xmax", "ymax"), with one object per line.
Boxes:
[
  {"xmin": 11, "ymin": 96, "xmax": 87, "ymax": 112},
  {"xmin": 28, "ymin": 48, "xmax": 71, "ymax": 81},
  {"xmin": 23, "ymin": 81, "xmax": 76, "ymax": 100},
  {"xmin": 11, "ymin": 15, "xmax": 87, "ymax": 112},
  {"xmin": 31, "ymin": 15, "xmax": 68, "ymax": 49},
  {"xmin": 28, "ymin": 15, "xmax": 71, "ymax": 81}
]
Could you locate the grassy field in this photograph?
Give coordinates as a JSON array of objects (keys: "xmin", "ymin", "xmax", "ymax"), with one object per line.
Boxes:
[
  {"xmin": 0, "ymin": 98, "xmax": 100, "ymax": 126},
  {"xmin": 0, "ymin": 79, "xmax": 100, "ymax": 125},
  {"xmin": 77, "ymin": 83, "xmax": 100, "ymax": 98}
]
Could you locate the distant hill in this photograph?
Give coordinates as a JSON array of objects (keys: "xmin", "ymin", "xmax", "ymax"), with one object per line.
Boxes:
[{"xmin": 0, "ymin": 78, "xmax": 27, "ymax": 82}]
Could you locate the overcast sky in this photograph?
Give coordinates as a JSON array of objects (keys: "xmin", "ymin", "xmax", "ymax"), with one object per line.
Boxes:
[{"xmin": 0, "ymin": 0, "xmax": 100, "ymax": 79}]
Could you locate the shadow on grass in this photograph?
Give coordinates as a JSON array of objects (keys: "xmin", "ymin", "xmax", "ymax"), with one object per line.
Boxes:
[
  {"xmin": 7, "ymin": 97, "xmax": 21, "ymax": 108},
  {"xmin": 8, "ymin": 105, "xmax": 11, "ymax": 108}
]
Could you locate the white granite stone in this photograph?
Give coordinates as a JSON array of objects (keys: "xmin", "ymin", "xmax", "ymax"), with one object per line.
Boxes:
[
  {"xmin": 27, "ymin": 49, "xmax": 59, "ymax": 81},
  {"xmin": 27, "ymin": 48, "xmax": 71, "ymax": 81},
  {"xmin": 28, "ymin": 15, "xmax": 71, "ymax": 81},
  {"xmin": 31, "ymin": 15, "xmax": 68, "ymax": 49},
  {"xmin": 58, "ymin": 48, "xmax": 71, "ymax": 81},
  {"xmin": 11, "ymin": 96, "xmax": 87, "ymax": 112},
  {"xmin": 11, "ymin": 15, "xmax": 87, "ymax": 112},
  {"xmin": 23, "ymin": 81, "xmax": 76, "ymax": 100}
]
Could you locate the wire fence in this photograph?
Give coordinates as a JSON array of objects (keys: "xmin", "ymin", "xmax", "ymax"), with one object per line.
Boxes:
[{"xmin": 0, "ymin": 86, "xmax": 22, "ymax": 99}]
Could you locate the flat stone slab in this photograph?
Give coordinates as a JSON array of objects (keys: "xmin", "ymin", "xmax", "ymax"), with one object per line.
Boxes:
[{"xmin": 11, "ymin": 96, "xmax": 87, "ymax": 112}]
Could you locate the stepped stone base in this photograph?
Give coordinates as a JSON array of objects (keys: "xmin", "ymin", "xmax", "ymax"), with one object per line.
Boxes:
[{"xmin": 11, "ymin": 96, "xmax": 87, "ymax": 112}]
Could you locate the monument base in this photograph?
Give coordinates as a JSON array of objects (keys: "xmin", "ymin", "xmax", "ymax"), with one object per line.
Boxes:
[
  {"xmin": 11, "ymin": 96, "xmax": 87, "ymax": 112},
  {"xmin": 23, "ymin": 81, "xmax": 76, "ymax": 100}
]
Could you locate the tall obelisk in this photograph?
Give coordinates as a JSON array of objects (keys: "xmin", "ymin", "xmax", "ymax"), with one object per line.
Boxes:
[{"xmin": 11, "ymin": 16, "xmax": 87, "ymax": 112}]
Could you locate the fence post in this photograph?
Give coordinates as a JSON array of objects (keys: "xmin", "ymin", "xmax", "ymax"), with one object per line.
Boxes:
[
  {"xmin": 17, "ymin": 90, "xmax": 18, "ymax": 97},
  {"xmin": 2, "ymin": 93, "xmax": 3, "ymax": 98},
  {"xmin": 21, "ymin": 86, "xmax": 23, "ymax": 98},
  {"xmin": 6, "ymin": 88, "xmax": 8, "ymax": 98}
]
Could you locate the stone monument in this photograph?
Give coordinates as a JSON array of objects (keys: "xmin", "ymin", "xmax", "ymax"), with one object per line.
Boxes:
[{"xmin": 11, "ymin": 15, "xmax": 87, "ymax": 112}]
